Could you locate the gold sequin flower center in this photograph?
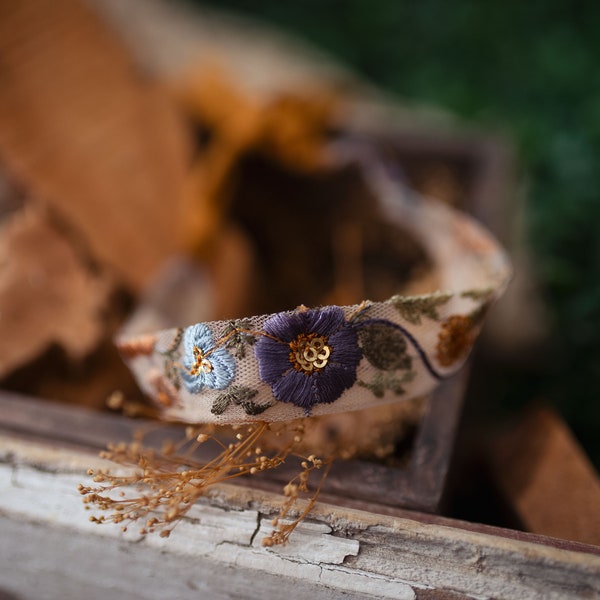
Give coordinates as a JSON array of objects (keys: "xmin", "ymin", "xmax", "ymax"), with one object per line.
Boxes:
[
  {"xmin": 190, "ymin": 346, "xmax": 214, "ymax": 375},
  {"xmin": 289, "ymin": 333, "xmax": 331, "ymax": 373}
]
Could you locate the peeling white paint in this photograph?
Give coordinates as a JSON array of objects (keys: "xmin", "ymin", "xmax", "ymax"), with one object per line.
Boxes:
[{"xmin": 1, "ymin": 434, "xmax": 599, "ymax": 600}]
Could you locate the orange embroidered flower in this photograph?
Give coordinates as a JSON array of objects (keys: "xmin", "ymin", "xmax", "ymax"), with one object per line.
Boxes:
[{"xmin": 436, "ymin": 315, "xmax": 474, "ymax": 367}]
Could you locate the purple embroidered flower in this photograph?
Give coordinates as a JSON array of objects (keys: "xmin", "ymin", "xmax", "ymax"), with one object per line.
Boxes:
[
  {"xmin": 254, "ymin": 307, "xmax": 362, "ymax": 413},
  {"xmin": 180, "ymin": 324, "xmax": 235, "ymax": 394}
]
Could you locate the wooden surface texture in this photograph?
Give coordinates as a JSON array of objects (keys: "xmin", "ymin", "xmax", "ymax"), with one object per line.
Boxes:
[{"xmin": 0, "ymin": 392, "xmax": 599, "ymax": 600}]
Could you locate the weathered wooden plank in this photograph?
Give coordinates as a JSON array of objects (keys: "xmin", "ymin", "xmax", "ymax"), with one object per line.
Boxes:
[
  {"xmin": 1, "ymin": 391, "xmax": 598, "ymax": 556},
  {"xmin": 0, "ymin": 433, "xmax": 598, "ymax": 600}
]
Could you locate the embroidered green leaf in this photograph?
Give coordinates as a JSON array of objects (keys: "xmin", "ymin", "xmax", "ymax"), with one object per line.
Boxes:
[
  {"xmin": 210, "ymin": 394, "xmax": 232, "ymax": 415},
  {"xmin": 161, "ymin": 329, "xmax": 184, "ymax": 390},
  {"xmin": 358, "ymin": 322, "xmax": 412, "ymax": 371},
  {"xmin": 162, "ymin": 328, "xmax": 184, "ymax": 357},
  {"xmin": 461, "ymin": 286, "xmax": 495, "ymax": 302},
  {"xmin": 358, "ymin": 371, "xmax": 416, "ymax": 398},
  {"xmin": 239, "ymin": 399, "xmax": 274, "ymax": 416},
  {"xmin": 211, "ymin": 385, "xmax": 272, "ymax": 416},
  {"xmin": 164, "ymin": 360, "xmax": 181, "ymax": 390},
  {"xmin": 223, "ymin": 319, "xmax": 257, "ymax": 359},
  {"xmin": 391, "ymin": 292, "xmax": 452, "ymax": 325}
]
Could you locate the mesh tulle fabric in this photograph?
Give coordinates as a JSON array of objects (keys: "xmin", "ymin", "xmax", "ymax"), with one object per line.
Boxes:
[{"xmin": 117, "ymin": 162, "xmax": 511, "ymax": 424}]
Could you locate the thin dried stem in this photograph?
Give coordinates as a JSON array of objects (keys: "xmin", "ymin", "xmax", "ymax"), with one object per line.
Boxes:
[
  {"xmin": 263, "ymin": 456, "xmax": 332, "ymax": 546},
  {"xmin": 79, "ymin": 420, "xmax": 331, "ymax": 544}
]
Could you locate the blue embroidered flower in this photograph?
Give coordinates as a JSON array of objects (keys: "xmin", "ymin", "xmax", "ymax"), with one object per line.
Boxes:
[
  {"xmin": 254, "ymin": 307, "xmax": 362, "ymax": 413},
  {"xmin": 180, "ymin": 324, "xmax": 235, "ymax": 393}
]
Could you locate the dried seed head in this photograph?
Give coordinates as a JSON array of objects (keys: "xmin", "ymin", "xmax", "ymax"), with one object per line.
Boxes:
[
  {"xmin": 106, "ymin": 391, "xmax": 125, "ymax": 410},
  {"xmin": 80, "ymin": 420, "xmax": 333, "ymax": 547}
]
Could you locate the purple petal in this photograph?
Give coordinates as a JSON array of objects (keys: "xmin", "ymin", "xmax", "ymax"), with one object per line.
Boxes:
[
  {"xmin": 255, "ymin": 336, "xmax": 292, "ymax": 383},
  {"xmin": 263, "ymin": 306, "xmax": 347, "ymax": 341},
  {"xmin": 262, "ymin": 312, "xmax": 299, "ymax": 341},
  {"xmin": 272, "ymin": 370, "xmax": 315, "ymax": 411},
  {"xmin": 305, "ymin": 306, "xmax": 346, "ymax": 337},
  {"xmin": 328, "ymin": 325, "xmax": 362, "ymax": 368},
  {"xmin": 256, "ymin": 306, "xmax": 362, "ymax": 414},
  {"xmin": 312, "ymin": 364, "xmax": 356, "ymax": 405}
]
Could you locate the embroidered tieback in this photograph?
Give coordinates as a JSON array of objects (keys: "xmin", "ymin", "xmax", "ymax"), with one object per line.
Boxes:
[{"xmin": 116, "ymin": 161, "xmax": 511, "ymax": 425}]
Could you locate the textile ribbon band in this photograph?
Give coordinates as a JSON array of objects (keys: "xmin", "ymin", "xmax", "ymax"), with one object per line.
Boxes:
[{"xmin": 116, "ymin": 158, "xmax": 511, "ymax": 425}]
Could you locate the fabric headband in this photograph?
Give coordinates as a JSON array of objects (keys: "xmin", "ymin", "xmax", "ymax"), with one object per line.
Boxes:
[{"xmin": 116, "ymin": 155, "xmax": 511, "ymax": 425}]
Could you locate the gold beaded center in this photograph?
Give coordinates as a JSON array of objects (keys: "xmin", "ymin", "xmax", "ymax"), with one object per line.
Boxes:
[
  {"xmin": 190, "ymin": 346, "xmax": 213, "ymax": 375},
  {"xmin": 289, "ymin": 333, "xmax": 331, "ymax": 373}
]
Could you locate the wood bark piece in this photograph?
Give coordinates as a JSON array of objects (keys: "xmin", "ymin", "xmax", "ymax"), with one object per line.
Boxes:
[
  {"xmin": 490, "ymin": 406, "xmax": 600, "ymax": 546},
  {"xmin": 0, "ymin": 0, "xmax": 190, "ymax": 290},
  {"xmin": 0, "ymin": 207, "xmax": 110, "ymax": 378}
]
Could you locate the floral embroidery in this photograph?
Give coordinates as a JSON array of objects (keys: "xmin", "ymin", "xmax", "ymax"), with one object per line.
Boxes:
[
  {"xmin": 211, "ymin": 385, "xmax": 274, "ymax": 416},
  {"xmin": 358, "ymin": 370, "xmax": 416, "ymax": 398},
  {"xmin": 461, "ymin": 287, "xmax": 495, "ymax": 302},
  {"xmin": 289, "ymin": 333, "xmax": 331, "ymax": 372},
  {"xmin": 223, "ymin": 319, "xmax": 257, "ymax": 359},
  {"xmin": 391, "ymin": 292, "xmax": 452, "ymax": 325},
  {"xmin": 254, "ymin": 306, "xmax": 362, "ymax": 413},
  {"xmin": 436, "ymin": 315, "xmax": 474, "ymax": 367},
  {"xmin": 116, "ymin": 335, "xmax": 157, "ymax": 359},
  {"xmin": 162, "ymin": 328, "xmax": 184, "ymax": 390},
  {"xmin": 355, "ymin": 319, "xmax": 416, "ymax": 397},
  {"xmin": 181, "ymin": 324, "xmax": 235, "ymax": 393},
  {"xmin": 358, "ymin": 322, "xmax": 412, "ymax": 371},
  {"xmin": 157, "ymin": 297, "xmax": 480, "ymax": 410}
]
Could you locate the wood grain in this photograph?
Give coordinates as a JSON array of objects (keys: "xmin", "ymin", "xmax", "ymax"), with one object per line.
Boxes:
[{"xmin": 0, "ymin": 431, "xmax": 598, "ymax": 600}]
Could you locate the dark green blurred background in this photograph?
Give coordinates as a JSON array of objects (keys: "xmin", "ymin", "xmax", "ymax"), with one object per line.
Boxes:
[{"xmin": 200, "ymin": 0, "xmax": 600, "ymax": 466}]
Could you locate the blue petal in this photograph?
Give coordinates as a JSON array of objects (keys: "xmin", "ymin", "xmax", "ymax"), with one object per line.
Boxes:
[
  {"xmin": 180, "ymin": 324, "xmax": 236, "ymax": 394},
  {"xmin": 203, "ymin": 347, "xmax": 236, "ymax": 390},
  {"xmin": 181, "ymin": 369, "xmax": 206, "ymax": 394},
  {"xmin": 183, "ymin": 324, "xmax": 213, "ymax": 356}
]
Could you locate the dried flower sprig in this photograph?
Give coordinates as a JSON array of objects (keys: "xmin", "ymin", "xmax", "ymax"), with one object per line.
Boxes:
[
  {"xmin": 79, "ymin": 420, "xmax": 331, "ymax": 545},
  {"xmin": 263, "ymin": 454, "xmax": 332, "ymax": 547}
]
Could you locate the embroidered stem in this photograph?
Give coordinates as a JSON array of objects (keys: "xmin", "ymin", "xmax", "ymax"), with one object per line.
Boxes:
[
  {"xmin": 216, "ymin": 327, "xmax": 282, "ymax": 350},
  {"xmin": 356, "ymin": 318, "xmax": 445, "ymax": 380},
  {"xmin": 163, "ymin": 328, "xmax": 184, "ymax": 356},
  {"xmin": 347, "ymin": 300, "xmax": 373, "ymax": 322}
]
